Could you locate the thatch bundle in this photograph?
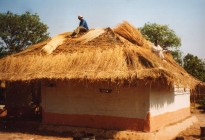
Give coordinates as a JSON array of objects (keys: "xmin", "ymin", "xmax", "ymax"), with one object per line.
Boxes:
[
  {"xmin": 42, "ymin": 33, "xmax": 66, "ymax": 54},
  {"xmin": 114, "ymin": 21, "xmax": 151, "ymax": 48},
  {"xmin": 0, "ymin": 21, "xmax": 200, "ymax": 89},
  {"xmin": 77, "ymin": 28, "xmax": 105, "ymax": 44}
]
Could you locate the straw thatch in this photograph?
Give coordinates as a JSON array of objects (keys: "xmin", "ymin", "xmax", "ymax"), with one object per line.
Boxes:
[
  {"xmin": 194, "ymin": 82, "xmax": 205, "ymax": 94},
  {"xmin": 114, "ymin": 21, "xmax": 151, "ymax": 48},
  {"xmin": 0, "ymin": 22, "xmax": 200, "ymax": 89}
]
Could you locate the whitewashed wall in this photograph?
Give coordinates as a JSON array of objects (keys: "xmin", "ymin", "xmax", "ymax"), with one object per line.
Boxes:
[
  {"xmin": 150, "ymin": 86, "xmax": 190, "ymax": 116},
  {"xmin": 41, "ymin": 81, "xmax": 150, "ymax": 119}
]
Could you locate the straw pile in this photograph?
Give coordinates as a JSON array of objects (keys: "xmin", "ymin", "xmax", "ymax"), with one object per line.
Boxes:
[
  {"xmin": 114, "ymin": 21, "xmax": 151, "ymax": 48},
  {"xmin": 0, "ymin": 21, "xmax": 200, "ymax": 89}
]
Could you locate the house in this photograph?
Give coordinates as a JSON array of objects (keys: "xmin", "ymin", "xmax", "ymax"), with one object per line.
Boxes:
[{"xmin": 0, "ymin": 22, "xmax": 200, "ymax": 132}]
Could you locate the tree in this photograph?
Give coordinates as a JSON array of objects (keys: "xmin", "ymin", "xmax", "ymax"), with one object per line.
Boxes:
[
  {"xmin": 140, "ymin": 23, "xmax": 181, "ymax": 49},
  {"xmin": 140, "ymin": 23, "xmax": 182, "ymax": 63},
  {"xmin": 183, "ymin": 53, "xmax": 205, "ymax": 82},
  {"xmin": 171, "ymin": 49, "xmax": 183, "ymax": 65},
  {"xmin": 0, "ymin": 11, "xmax": 49, "ymax": 55}
]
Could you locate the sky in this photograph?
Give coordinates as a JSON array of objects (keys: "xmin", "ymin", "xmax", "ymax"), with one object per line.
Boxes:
[{"xmin": 0, "ymin": 0, "xmax": 205, "ymax": 59}]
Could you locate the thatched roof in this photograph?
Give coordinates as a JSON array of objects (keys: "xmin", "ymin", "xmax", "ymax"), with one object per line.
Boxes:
[
  {"xmin": 0, "ymin": 22, "xmax": 200, "ymax": 88},
  {"xmin": 194, "ymin": 82, "xmax": 205, "ymax": 94}
]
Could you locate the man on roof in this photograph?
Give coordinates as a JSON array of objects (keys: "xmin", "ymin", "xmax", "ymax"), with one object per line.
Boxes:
[
  {"xmin": 70, "ymin": 15, "xmax": 89, "ymax": 37},
  {"xmin": 151, "ymin": 40, "xmax": 168, "ymax": 61}
]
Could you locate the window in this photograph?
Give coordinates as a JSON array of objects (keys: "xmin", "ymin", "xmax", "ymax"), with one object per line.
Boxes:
[{"xmin": 99, "ymin": 88, "xmax": 112, "ymax": 94}]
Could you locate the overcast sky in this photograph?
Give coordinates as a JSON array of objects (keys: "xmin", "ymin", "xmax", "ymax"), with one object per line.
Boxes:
[{"xmin": 0, "ymin": 0, "xmax": 204, "ymax": 59}]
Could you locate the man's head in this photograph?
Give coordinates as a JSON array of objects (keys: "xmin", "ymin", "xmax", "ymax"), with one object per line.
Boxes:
[
  {"xmin": 154, "ymin": 40, "xmax": 158, "ymax": 46},
  {"xmin": 78, "ymin": 15, "xmax": 83, "ymax": 20}
]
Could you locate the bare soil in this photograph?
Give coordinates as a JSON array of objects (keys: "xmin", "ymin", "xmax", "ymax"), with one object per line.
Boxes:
[
  {"xmin": 176, "ymin": 109, "xmax": 205, "ymax": 140},
  {"xmin": 0, "ymin": 132, "xmax": 72, "ymax": 140}
]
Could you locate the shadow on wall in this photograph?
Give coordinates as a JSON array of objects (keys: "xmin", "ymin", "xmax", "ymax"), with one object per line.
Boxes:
[
  {"xmin": 5, "ymin": 81, "xmax": 41, "ymax": 119},
  {"xmin": 149, "ymin": 82, "xmax": 175, "ymax": 109}
]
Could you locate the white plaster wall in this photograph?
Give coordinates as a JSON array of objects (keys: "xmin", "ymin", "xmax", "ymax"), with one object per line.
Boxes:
[
  {"xmin": 41, "ymin": 81, "xmax": 150, "ymax": 119},
  {"xmin": 150, "ymin": 86, "xmax": 190, "ymax": 116}
]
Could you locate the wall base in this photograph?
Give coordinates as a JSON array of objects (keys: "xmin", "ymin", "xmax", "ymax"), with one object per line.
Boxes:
[
  {"xmin": 43, "ymin": 107, "xmax": 190, "ymax": 132},
  {"xmin": 150, "ymin": 107, "xmax": 190, "ymax": 131},
  {"xmin": 40, "ymin": 116, "xmax": 198, "ymax": 140},
  {"xmin": 43, "ymin": 112, "xmax": 146, "ymax": 131}
]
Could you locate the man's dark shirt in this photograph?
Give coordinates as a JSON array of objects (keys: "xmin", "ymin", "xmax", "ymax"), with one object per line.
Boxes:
[{"xmin": 79, "ymin": 19, "xmax": 89, "ymax": 30}]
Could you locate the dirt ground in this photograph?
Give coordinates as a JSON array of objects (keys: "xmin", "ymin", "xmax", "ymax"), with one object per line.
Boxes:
[
  {"xmin": 0, "ymin": 111, "xmax": 205, "ymax": 140},
  {"xmin": 176, "ymin": 111, "xmax": 205, "ymax": 140},
  {"xmin": 0, "ymin": 133, "xmax": 72, "ymax": 140}
]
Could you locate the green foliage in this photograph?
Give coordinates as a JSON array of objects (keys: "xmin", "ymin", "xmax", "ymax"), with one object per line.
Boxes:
[
  {"xmin": 183, "ymin": 53, "xmax": 205, "ymax": 82},
  {"xmin": 0, "ymin": 11, "xmax": 49, "ymax": 54},
  {"xmin": 140, "ymin": 23, "xmax": 181, "ymax": 49},
  {"xmin": 140, "ymin": 23, "xmax": 182, "ymax": 64},
  {"xmin": 0, "ymin": 47, "xmax": 7, "ymax": 58},
  {"xmin": 171, "ymin": 49, "xmax": 183, "ymax": 65}
]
